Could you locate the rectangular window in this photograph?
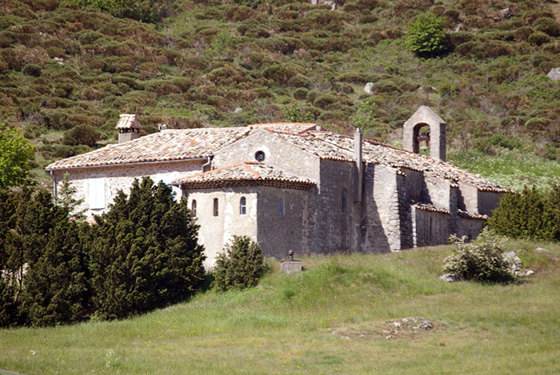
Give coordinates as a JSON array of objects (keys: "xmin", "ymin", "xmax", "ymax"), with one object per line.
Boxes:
[
  {"xmin": 240, "ymin": 197, "xmax": 247, "ymax": 215},
  {"xmin": 89, "ymin": 178, "xmax": 106, "ymax": 209},
  {"xmin": 213, "ymin": 198, "xmax": 219, "ymax": 217},
  {"xmin": 279, "ymin": 197, "xmax": 285, "ymax": 216}
]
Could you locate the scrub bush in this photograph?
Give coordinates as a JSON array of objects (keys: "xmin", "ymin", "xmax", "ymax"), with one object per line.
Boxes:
[
  {"xmin": 214, "ymin": 236, "xmax": 264, "ymax": 292},
  {"xmin": 443, "ymin": 229, "xmax": 518, "ymax": 283}
]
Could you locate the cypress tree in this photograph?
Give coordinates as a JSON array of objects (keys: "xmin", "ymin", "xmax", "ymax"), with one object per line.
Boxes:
[
  {"xmin": 89, "ymin": 177, "xmax": 205, "ymax": 320},
  {"xmin": 0, "ymin": 187, "xmax": 89, "ymax": 326},
  {"xmin": 489, "ymin": 186, "xmax": 560, "ymax": 242}
]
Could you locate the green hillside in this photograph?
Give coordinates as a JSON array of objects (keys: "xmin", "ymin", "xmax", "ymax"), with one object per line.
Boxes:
[
  {"xmin": 1, "ymin": 0, "xmax": 560, "ymax": 189},
  {"xmin": 1, "ymin": 242, "xmax": 559, "ymax": 374}
]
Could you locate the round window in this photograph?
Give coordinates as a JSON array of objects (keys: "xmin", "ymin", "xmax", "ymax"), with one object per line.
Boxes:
[{"xmin": 255, "ymin": 151, "xmax": 265, "ymax": 162}]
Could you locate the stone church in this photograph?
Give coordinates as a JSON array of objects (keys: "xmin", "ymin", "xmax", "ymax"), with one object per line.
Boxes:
[{"xmin": 46, "ymin": 107, "xmax": 509, "ymax": 267}]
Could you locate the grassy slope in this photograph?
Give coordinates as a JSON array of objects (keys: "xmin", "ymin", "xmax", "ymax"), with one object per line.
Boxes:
[{"xmin": 1, "ymin": 241, "xmax": 560, "ymax": 375}]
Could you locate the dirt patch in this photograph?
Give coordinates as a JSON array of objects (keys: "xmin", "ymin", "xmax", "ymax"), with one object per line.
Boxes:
[
  {"xmin": 332, "ymin": 317, "xmax": 437, "ymax": 341},
  {"xmin": 548, "ymin": 0, "xmax": 560, "ymax": 21}
]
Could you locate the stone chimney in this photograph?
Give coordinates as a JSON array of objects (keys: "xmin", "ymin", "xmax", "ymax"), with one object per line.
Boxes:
[
  {"xmin": 403, "ymin": 106, "xmax": 446, "ymax": 162},
  {"xmin": 353, "ymin": 128, "xmax": 363, "ymax": 202},
  {"xmin": 116, "ymin": 114, "xmax": 141, "ymax": 144}
]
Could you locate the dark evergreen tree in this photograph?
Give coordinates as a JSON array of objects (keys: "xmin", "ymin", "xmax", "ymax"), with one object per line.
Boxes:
[
  {"xmin": 0, "ymin": 187, "xmax": 89, "ymax": 327},
  {"xmin": 89, "ymin": 177, "xmax": 205, "ymax": 320},
  {"xmin": 489, "ymin": 186, "xmax": 560, "ymax": 242},
  {"xmin": 22, "ymin": 220, "xmax": 90, "ymax": 326}
]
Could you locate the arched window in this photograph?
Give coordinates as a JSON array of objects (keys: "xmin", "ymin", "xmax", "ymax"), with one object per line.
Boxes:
[
  {"xmin": 240, "ymin": 196, "xmax": 247, "ymax": 215},
  {"xmin": 279, "ymin": 197, "xmax": 285, "ymax": 216},
  {"xmin": 341, "ymin": 189, "xmax": 347, "ymax": 213},
  {"xmin": 191, "ymin": 199, "xmax": 197, "ymax": 217},
  {"xmin": 213, "ymin": 198, "xmax": 219, "ymax": 217}
]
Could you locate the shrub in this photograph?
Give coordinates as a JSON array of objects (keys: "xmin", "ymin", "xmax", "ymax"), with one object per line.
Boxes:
[
  {"xmin": 62, "ymin": 124, "xmax": 103, "ymax": 147},
  {"xmin": 533, "ymin": 17, "xmax": 560, "ymax": 37},
  {"xmin": 214, "ymin": 236, "xmax": 264, "ymax": 292},
  {"xmin": 22, "ymin": 64, "xmax": 42, "ymax": 77},
  {"xmin": 528, "ymin": 31, "xmax": 551, "ymax": 46},
  {"xmin": 443, "ymin": 229, "xmax": 518, "ymax": 283},
  {"xmin": 405, "ymin": 13, "xmax": 450, "ymax": 57}
]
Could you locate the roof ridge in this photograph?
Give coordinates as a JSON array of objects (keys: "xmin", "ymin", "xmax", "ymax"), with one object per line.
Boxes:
[{"xmin": 241, "ymin": 162, "xmax": 262, "ymax": 179}]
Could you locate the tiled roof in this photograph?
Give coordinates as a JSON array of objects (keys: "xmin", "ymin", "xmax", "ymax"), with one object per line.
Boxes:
[
  {"xmin": 46, "ymin": 127, "xmax": 252, "ymax": 171},
  {"xmin": 45, "ymin": 121, "xmax": 509, "ymax": 193},
  {"xmin": 172, "ymin": 162, "xmax": 316, "ymax": 191},
  {"xmin": 413, "ymin": 203, "xmax": 453, "ymax": 215},
  {"xmin": 46, "ymin": 123, "xmax": 314, "ymax": 171},
  {"xmin": 268, "ymin": 129, "xmax": 509, "ymax": 192},
  {"xmin": 115, "ymin": 114, "xmax": 141, "ymax": 129}
]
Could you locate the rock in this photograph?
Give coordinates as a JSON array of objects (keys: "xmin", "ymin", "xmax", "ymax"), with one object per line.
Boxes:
[
  {"xmin": 504, "ymin": 251, "xmax": 523, "ymax": 275},
  {"xmin": 548, "ymin": 68, "xmax": 560, "ymax": 81},
  {"xmin": 439, "ymin": 273, "xmax": 461, "ymax": 282},
  {"xmin": 419, "ymin": 320, "xmax": 433, "ymax": 330},
  {"xmin": 499, "ymin": 8, "xmax": 513, "ymax": 19},
  {"xmin": 233, "ymin": 107, "xmax": 243, "ymax": 113},
  {"xmin": 364, "ymin": 82, "xmax": 374, "ymax": 95},
  {"xmin": 535, "ymin": 247, "xmax": 550, "ymax": 253},
  {"xmin": 453, "ymin": 23, "xmax": 464, "ymax": 32},
  {"xmin": 522, "ymin": 270, "xmax": 535, "ymax": 277}
]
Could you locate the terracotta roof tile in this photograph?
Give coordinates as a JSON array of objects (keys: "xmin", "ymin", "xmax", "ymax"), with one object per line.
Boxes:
[
  {"xmin": 45, "ymin": 122, "xmax": 509, "ymax": 193},
  {"xmin": 269, "ymin": 129, "xmax": 509, "ymax": 192},
  {"xmin": 115, "ymin": 114, "xmax": 141, "ymax": 129},
  {"xmin": 46, "ymin": 123, "xmax": 312, "ymax": 171},
  {"xmin": 173, "ymin": 162, "xmax": 316, "ymax": 190}
]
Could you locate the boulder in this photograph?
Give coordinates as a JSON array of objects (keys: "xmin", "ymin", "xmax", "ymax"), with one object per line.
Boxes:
[
  {"xmin": 364, "ymin": 82, "xmax": 374, "ymax": 95},
  {"xmin": 499, "ymin": 8, "xmax": 513, "ymax": 19},
  {"xmin": 547, "ymin": 68, "xmax": 560, "ymax": 81}
]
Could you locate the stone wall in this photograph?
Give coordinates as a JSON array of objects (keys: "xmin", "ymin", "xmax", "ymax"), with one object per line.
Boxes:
[
  {"xmin": 54, "ymin": 161, "xmax": 203, "ymax": 217},
  {"xmin": 257, "ymin": 186, "xmax": 311, "ymax": 259},
  {"xmin": 411, "ymin": 207, "xmax": 453, "ymax": 247},
  {"xmin": 214, "ymin": 129, "xmax": 321, "ymax": 183},
  {"xmin": 184, "ymin": 187, "xmax": 259, "ymax": 268},
  {"xmin": 372, "ymin": 166, "xmax": 402, "ymax": 251},
  {"xmin": 478, "ymin": 190, "xmax": 503, "ymax": 216},
  {"xmin": 458, "ymin": 181, "xmax": 480, "ymax": 213},
  {"xmin": 457, "ymin": 216, "xmax": 485, "ymax": 240}
]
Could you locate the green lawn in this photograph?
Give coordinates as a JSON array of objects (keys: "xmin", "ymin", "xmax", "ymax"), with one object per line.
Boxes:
[{"xmin": 1, "ymin": 241, "xmax": 560, "ymax": 375}]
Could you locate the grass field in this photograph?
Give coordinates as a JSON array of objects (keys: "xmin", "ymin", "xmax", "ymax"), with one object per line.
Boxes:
[{"xmin": 1, "ymin": 241, "xmax": 560, "ymax": 375}]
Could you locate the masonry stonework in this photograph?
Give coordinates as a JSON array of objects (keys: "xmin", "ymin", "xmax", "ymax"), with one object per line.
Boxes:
[{"xmin": 46, "ymin": 115, "xmax": 510, "ymax": 267}]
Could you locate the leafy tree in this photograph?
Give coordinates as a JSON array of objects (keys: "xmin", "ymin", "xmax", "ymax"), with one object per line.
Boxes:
[
  {"xmin": 0, "ymin": 124, "xmax": 35, "ymax": 188},
  {"xmin": 405, "ymin": 13, "xmax": 450, "ymax": 57},
  {"xmin": 214, "ymin": 236, "xmax": 264, "ymax": 292},
  {"xmin": 89, "ymin": 177, "xmax": 205, "ymax": 319}
]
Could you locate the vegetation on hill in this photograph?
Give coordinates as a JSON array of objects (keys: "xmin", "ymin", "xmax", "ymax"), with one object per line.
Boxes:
[
  {"xmin": 1, "ymin": 244, "xmax": 559, "ymax": 374},
  {"xmin": 0, "ymin": 0, "xmax": 559, "ymax": 188}
]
